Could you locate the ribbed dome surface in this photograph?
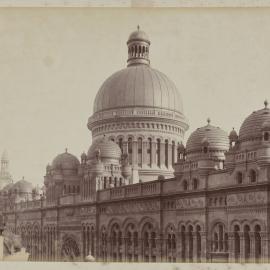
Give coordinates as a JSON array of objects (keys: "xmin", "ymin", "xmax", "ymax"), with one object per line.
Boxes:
[
  {"xmin": 239, "ymin": 107, "xmax": 270, "ymax": 141},
  {"xmin": 12, "ymin": 179, "xmax": 33, "ymax": 193},
  {"xmin": 186, "ymin": 124, "xmax": 229, "ymax": 153},
  {"xmin": 93, "ymin": 65, "xmax": 183, "ymax": 114},
  {"xmin": 88, "ymin": 137, "xmax": 121, "ymax": 160},
  {"xmin": 128, "ymin": 29, "xmax": 150, "ymax": 43},
  {"xmin": 52, "ymin": 152, "xmax": 80, "ymax": 170}
]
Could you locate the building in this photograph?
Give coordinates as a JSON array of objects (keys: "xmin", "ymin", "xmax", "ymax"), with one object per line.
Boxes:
[
  {"xmin": 1, "ymin": 27, "xmax": 270, "ymax": 263},
  {"xmin": 0, "ymin": 151, "xmax": 12, "ymax": 190}
]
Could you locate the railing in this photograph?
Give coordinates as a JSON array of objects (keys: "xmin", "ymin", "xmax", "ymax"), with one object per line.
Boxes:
[{"xmin": 98, "ymin": 180, "xmax": 162, "ymax": 202}]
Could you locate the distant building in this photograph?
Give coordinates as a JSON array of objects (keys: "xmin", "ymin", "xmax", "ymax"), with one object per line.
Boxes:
[
  {"xmin": 0, "ymin": 151, "xmax": 12, "ymax": 190},
  {"xmin": 1, "ymin": 27, "xmax": 270, "ymax": 263}
]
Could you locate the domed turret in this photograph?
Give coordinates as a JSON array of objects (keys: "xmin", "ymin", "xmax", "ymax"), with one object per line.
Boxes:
[
  {"xmin": 127, "ymin": 25, "xmax": 150, "ymax": 67},
  {"xmin": 12, "ymin": 177, "xmax": 33, "ymax": 195},
  {"xmin": 186, "ymin": 119, "xmax": 229, "ymax": 160},
  {"xmin": 88, "ymin": 136, "xmax": 122, "ymax": 161},
  {"xmin": 51, "ymin": 149, "xmax": 80, "ymax": 172},
  {"xmin": 239, "ymin": 100, "xmax": 270, "ymax": 146},
  {"xmin": 121, "ymin": 153, "xmax": 132, "ymax": 179}
]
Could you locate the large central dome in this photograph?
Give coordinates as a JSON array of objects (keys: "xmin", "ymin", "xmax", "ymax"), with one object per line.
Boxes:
[
  {"xmin": 88, "ymin": 27, "xmax": 189, "ymax": 183},
  {"xmin": 93, "ymin": 65, "xmax": 183, "ymax": 114}
]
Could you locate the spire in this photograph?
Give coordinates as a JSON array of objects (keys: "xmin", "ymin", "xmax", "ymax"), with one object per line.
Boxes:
[
  {"xmin": 127, "ymin": 26, "xmax": 150, "ymax": 67},
  {"xmin": 207, "ymin": 118, "xmax": 211, "ymax": 125},
  {"xmin": 264, "ymin": 99, "xmax": 268, "ymax": 109}
]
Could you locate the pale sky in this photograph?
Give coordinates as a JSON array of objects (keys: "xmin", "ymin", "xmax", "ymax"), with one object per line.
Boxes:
[{"xmin": 0, "ymin": 8, "xmax": 270, "ymax": 186}]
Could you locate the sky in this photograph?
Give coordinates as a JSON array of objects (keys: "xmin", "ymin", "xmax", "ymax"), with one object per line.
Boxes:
[{"xmin": 0, "ymin": 8, "xmax": 270, "ymax": 186}]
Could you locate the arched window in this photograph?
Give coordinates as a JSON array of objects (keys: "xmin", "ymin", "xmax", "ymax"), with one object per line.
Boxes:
[
  {"xmin": 118, "ymin": 138, "xmax": 123, "ymax": 153},
  {"xmin": 183, "ymin": 180, "xmax": 188, "ymax": 191},
  {"xmin": 234, "ymin": 225, "xmax": 240, "ymax": 262},
  {"xmin": 264, "ymin": 132, "xmax": 269, "ymax": 141},
  {"xmin": 196, "ymin": 225, "xmax": 201, "ymax": 262},
  {"xmin": 193, "ymin": 178, "xmax": 198, "ymax": 190},
  {"xmin": 188, "ymin": 226, "xmax": 193, "ymax": 261},
  {"xmin": 203, "ymin": 146, "xmax": 208, "ymax": 153},
  {"xmin": 236, "ymin": 172, "xmax": 243, "ymax": 184},
  {"xmin": 156, "ymin": 139, "xmax": 161, "ymax": 168},
  {"xmin": 249, "ymin": 169, "xmax": 257, "ymax": 183},
  {"xmin": 128, "ymin": 138, "xmax": 133, "ymax": 165},
  {"xmin": 181, "ymin": 226, "xmax": 186, "ymax": 262},
  {"xmin": 254, "ymin": 225, "xmax": 262, "ymax": 263},
  {"xmin": 244, "ymin": 225, "xmax": 251, "ymax": 262},
  {"xmin": 138, "ymin": 138, "xmax": 142, "ymax": 168},
  {"xmin": 147, "ymin": 138, "xmax": 152, "ymax": 167},
  {"xmin": 165, "ymin": 140, "xmax": 169, "ymax": 168}
]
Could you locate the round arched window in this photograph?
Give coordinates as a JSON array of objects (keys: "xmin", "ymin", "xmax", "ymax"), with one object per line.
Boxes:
[
  {"xmin": 264, "ymin": 132, "xmax": 269, "ymax": 141},
  {"xmin": 236, "ymin": 172, "xmax": 243, "ymax": 184}
]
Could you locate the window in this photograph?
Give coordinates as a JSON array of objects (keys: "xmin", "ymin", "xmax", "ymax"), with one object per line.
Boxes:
[
  {"xmin": 118, "ymin": 138, "xmax": 123, "ymax": 153},
  {"xmin": 183, "ymin": 180, "xmax": 188, "ymax": 191},
  {"xmin": 138, "ymin": 138, "xmax": 142, "ymax": 168},
  {"xmin": 193, "ymin": 178, "xmax": 198, "ymax": 190},
  {"xmin": 236, "ymin": 172, "xmax": 243, "ymax": 184},
  {"xmin": 172, "ymin": 141, "xmax": 175, "ymax": 165},
  {"xmin": 249, "ymin": 169, "xmax": 257, "ymax": 183},
  {"xmin": 156, "ymin": 139, "xmax": 161, "ymax": 168},
  {"xmin": 147, "ymin": 138, "xmax": 152, "ymax": 167},
  {"xmin": 128, "ymin": 138, "xmax": 133, "ymax": 165},
  {"xmin": 203, "ymin": 146, "xmax": 208, "ymax": 154},
  {"xmin": 264, "ymin": 132, "xmax": 269, "ymax": 141},
  {"xmin": 165, "ymin": 140, "xmax": 169, "ymax": 168}
]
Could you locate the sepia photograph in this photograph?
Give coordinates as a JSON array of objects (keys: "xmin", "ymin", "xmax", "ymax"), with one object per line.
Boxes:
[{"xmin": 0, "ymin": 1, "xmax": 270, "ymax": 268}]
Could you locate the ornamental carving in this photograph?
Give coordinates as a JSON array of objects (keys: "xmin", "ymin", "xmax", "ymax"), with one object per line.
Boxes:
[
  {"xmin": 104, "ymin": 200, "xmax": 160, "ymax": 215},
  {"xmin": 80, "ymin": 206, "xmax": 96, "ymax": 215},
  {"xmin": 227, "ymin": 192, "xmax": 266, "ymax": 206},
  {"xmin": 176, "ymin": 197, "xmax": 205, "ymax": 209}
]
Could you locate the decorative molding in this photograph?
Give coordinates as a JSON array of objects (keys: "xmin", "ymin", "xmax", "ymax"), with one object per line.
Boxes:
[
  {"xmin": 227, "ymin": 191, "xmax": 266, "ymax": 207},
  {"xmin": 176, "ymin": 197, "xmax": 205, "ymax": 209}
]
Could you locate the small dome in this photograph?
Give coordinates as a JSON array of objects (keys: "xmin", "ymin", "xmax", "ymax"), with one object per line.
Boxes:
[
  {"xmin": 12, "ymin": 178, "xmax": 33, "ymax": 194},
  {"xmin": 186, "ymin": 120, "xmax": 229, "ymax": 154},
  {"xmin": 51, "ymin": 150, "xmax": 80, "ymax": 170},
  {"xmin": 88, "ymin": 137, "xmax": 122, "ymax": 160},
  {"xmin": 239, "ymin": 102, "xmax": 270, "ymax": 141},
  {"xmin": 127, "ymin": 26, "xmax": 150, "ymax": 44},
  {"xmin": 229, "ymin": 128, "xmax": 238, "ymax": 141},
  {"xmin": 81, "ymin": 152, "xmax": 87, "ymax": 159}
]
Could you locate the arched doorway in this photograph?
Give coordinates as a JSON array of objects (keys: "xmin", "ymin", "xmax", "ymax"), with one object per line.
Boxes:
[{"xmin": 61, "ymin": 237, "xmax": 80, "ymax": 261}]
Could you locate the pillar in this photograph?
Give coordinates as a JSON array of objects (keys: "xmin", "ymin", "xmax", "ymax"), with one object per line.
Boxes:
[
  {"xmin": 193, "ymin": 232, "xmax": 198, "ymax": 262},
  {"xmin": 132, "ymin": 140, "xmax": 138, "ymax": 168},
  {"xmin": 142, "ymin": 141, "xmax": 148, "ymax": 168},
  {"xmin": 228, "ymin": 232, "xmax": 235, "ymax": 263},
  {"xmin": 151, "ymin": 141, "xmax": 157, "ymax": 168},
  {"xmin": 239, "ymin": 232, "xmax": 245, "ymax": 263},
  {"xmin": 249, "ymin": 232, "xmax": 255, "ymax": 263},
  {"xmin": 160, "ymin": 142, "xmax": 165, "ymax": 169},
  {"xmin": 200, "ymin": 232, "xmax": 207, "ymax": 262}
]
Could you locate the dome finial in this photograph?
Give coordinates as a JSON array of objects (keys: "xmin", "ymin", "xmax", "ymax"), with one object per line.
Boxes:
[
  {"xmin": 127, "ymin": 27, "xmax": 150, "ymax": 67},
  {"xmin": 264, "ymin": 99, "xmax": 268, "ymax": 108},
  {"xmin": 207, "ymin": 118, "xmax": 211, "ymax": 125}
]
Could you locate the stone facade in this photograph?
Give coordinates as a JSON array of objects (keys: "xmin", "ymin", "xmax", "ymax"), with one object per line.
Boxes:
[{"xmin": 0, "ymin": 28, "xmax": 270, "ymax": 263}]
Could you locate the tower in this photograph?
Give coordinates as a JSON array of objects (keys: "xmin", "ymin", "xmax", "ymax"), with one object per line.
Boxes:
[{"xmin": 0, "ymin": 150, "xmax": 12, "ymax": 190}]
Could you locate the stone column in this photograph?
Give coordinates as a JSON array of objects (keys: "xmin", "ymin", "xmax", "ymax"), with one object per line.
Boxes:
[
  {"xmin": 168, "ymin": 143, "xmax": 173, "ymax": 170},
  {"xmin": 193, "ymin": 232, "xmax": 198, "ymax": 262},
  {"xmin": 239, "ymin": 232, "xmax": 245, "ymax": 263},
  {"xmin": 228, "ymin": 232, "xmax": 235, "ymax": 263},
  {"xmin": 261, "ymin": 232, "xmax": 268, "ymax": 263},
  {"xmin": 200, "ymin": 232, "xmax": 207, "ymax": 262},
  {"xmin": 249, "ymin": 232, "xmax": 255, "ymax": 263},
  {"xmin": 160, "ymin": 142, "xmax": 165, "ymax": 169},
  {"xmin": 176, "ymin": 232, "xmax": 182, "ymax": 262},
  {"xmin": 132, "ymin": 140, "xmax": 138, "ymax": 168},
  {"xmin": 151, "ymin": 140, "xmax": 157, "ymax": 168},
  {"xmin": 142, "ymin": 140, "xmax": 148, "ymax": 168},
  {"xmin": 123, "ymin": 141, "xmax": 128, "ymax": 155}
]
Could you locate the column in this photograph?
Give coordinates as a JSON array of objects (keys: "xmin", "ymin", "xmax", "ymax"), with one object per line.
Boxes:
[
  {"xmin": 249, "ymin": 232, "xmax": 255, "ymax": 263},
  {"xmin": 123, "ymin": 141, "xmax": 128, "ymax": 155},
  {"xmin": 168, "ymin": 143, "xmax": 173, "ymax": 170},
  {"xmin": 151, "ymin": 140, "xmax": 157, "ymax": 168},
  {"xmin": 132, "ymin": 140, "xmax": 138, "ymax": 168},
  {"xmin": 200, "ymin": 232, "xmax": 207, "ymax": 263},
  {"xmin": 160, "ymin": 142, "xmax": 165, "ymax": 169},
  {"xmin": 228, "ymin": 232, "xmax": 235, "ymax": 263},
  {"xmin": 176, "ymin": 232, "xmax": 182, "ymax": 262},
  {"xmin": 142, "ymin": 140, "xmax": 148, "ymax": 168},
  {"xmin": 239, "ymin": 232, "xmax": 245, "ymax": 263},
  {"xmin": 192, "ymin": 232, "xmax": 198, "ymax": 262},
  {"xmin": 261, "ymin": 232, "xmax": 268, "ymax": 263}
]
